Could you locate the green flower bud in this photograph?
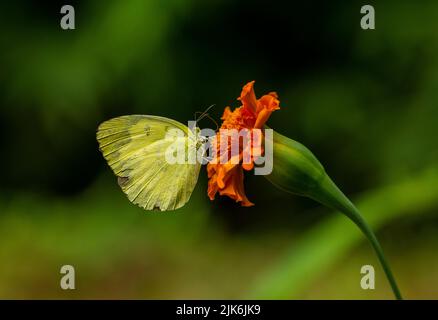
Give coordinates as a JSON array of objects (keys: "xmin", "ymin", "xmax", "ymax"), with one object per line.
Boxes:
[
  {"xmin": 265, "ymin": 130, "xmax": 352, "ymax": 214},
  {"xmin": 264, "ymin": 129, "xmax": 326, "ymax": 198}
]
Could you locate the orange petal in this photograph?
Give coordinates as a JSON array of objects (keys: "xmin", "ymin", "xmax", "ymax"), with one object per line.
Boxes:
[
  {"xmin": 238, "ymin": 81, "xmax": 258, "ymax": 113},
  {"xmin": 207, "ymin": 177, "xmax": 219, "ymax": 200},
  {"xmin": 218, "ymin": 166, "xmax": 254, "ymax": 206},
  {"xmin": 254, "ymin": 93, "xmax": 280, "ymax": 128},
  {"xmin": 257, "ymin": 93, "xmax": 280, "ymax": 113},
  {"xmin": 207, "ymin": 162, "xmax": 216, "ymax": 178},
  {"xmin": 241, "ymin": 162, "xmax": 254, "ymax": 171},
  {"xmin": 217, "ymin": 162, "xmax": 239, "ymax": 189},
  {"xmin": 254, "ymin": 108, "xmax": 273, "ymax": 129},
  {"xmin": 221, "ymin": 106, "xmax": 233, "ymax": 120}
]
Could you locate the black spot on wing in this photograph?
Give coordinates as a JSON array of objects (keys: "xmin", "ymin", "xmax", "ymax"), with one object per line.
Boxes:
[
  {"xmin": 127, "ymin": 116, "xmax": 144, "ymax": 125},
  {"xmin": 117, "ymin": 176, "xmax": 130, "ymax": 188}
]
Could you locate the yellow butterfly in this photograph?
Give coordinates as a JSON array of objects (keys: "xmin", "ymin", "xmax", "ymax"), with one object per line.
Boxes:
[{"xmin": 97, "ymin": 115, "xmax": 206, "ymax": 211}]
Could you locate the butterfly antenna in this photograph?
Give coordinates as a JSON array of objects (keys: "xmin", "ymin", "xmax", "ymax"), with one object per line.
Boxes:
[
  {"xmin": 194, "ymin": 111, "xmax": 203, "ymax": 123},
  {"xmin": 194, "ymin": 104, "xmax": 217, "ymax": 131},
  {"xmin": 197, "ymin": 104, "xmax": 216, "ymax": 122}
]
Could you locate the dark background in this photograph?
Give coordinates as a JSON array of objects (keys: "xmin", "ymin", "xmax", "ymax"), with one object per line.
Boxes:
[{"xmin": 0, "ymin": 0, "xmax": 437, "ymax": 298}]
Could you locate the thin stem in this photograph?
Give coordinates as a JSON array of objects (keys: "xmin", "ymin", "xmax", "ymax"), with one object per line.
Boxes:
[
  {"xmin": 343, "ymin": 203, "xmax": 402, "ymax": 299},
  {"xmin": 310, "ymin": 175, "xmax": 403, "ymax": 300}
]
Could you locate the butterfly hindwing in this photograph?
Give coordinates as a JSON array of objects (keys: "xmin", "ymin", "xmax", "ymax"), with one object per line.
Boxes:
[{"xmin": 97, "ymin": 115, "xmax": 202, "ymax": 211}]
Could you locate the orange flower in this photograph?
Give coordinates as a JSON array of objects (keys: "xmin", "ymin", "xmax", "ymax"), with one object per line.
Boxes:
[{"xmin": 207, "ymin": 81, "xmax": 280, "ymax": 206}]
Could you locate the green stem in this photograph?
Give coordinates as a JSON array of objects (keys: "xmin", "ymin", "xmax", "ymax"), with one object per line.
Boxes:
[{"xmin": 310, "ymin": 175, "xmax": 403, "ymax": 300}]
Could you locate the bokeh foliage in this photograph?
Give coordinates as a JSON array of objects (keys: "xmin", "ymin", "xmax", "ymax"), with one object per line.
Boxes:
[{"xmin": 0, "ymin": 0, "xmax": 437, "ymax": 298}]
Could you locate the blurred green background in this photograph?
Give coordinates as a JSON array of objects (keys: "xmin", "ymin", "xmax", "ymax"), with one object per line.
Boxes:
[{"xmin": 1, "ymin": 0, "xmax": 437, "ymax": 299}]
